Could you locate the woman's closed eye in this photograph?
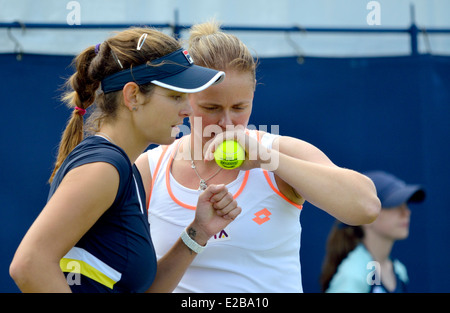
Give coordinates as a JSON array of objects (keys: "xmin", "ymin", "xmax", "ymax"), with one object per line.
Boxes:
[
  {"xmin": 232, "ymin": 105, "xmax": 247, "ymax": 111},
  {"xmin": 200, "ymin": 104, "xmax": 220, "ymax": 111},
  {"xmin": 170, "ymin": 93, "xmax": 187, "ymax": 102}
]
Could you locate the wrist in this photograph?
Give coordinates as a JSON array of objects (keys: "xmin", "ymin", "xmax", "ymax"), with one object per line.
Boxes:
[
  {"xmin": 181, "ymin": 227, "xmax": 207, "ymax": 254},
  {"xmin": 187, "ymin": 221, "xmax": 211, "ymax": 244},
  {"xmin": 260, "ymin": 149, "xmax": 279, "ymax": 172}
]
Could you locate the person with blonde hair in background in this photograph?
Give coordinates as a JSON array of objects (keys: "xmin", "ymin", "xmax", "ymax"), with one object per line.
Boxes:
[
  {"xmin": 136, "ymin": 21, "xmax": 380, "ymax": 293},
  {"xmin": 10, "ymin": 27, "xmax": 242, "ymax": 293},
  {"xmin": 321, "ymin": 171, "xmax": 426, "ymax": 293}
]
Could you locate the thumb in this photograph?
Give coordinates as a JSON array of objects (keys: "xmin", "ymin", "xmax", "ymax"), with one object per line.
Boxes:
[{"xmin": 199, "ymin": 184, "xmax": 226, "ymax": 202}]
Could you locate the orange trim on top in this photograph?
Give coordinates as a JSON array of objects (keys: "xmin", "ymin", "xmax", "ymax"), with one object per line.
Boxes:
[
  {"xmin": 232, "ymin": 171, "xmax": 249, "ymax": 199},
  {"xmin": 147, "ymin": 145, "xmax": 170, "ymax": 212},
  {"xmin": 165, "ymin": 137, "xmax": 250, "ymax": 210},
  {"xmin": 165, "ymin": 139, "xmax": 197, "ymax": 210},
  {"xmin": 262, "ymin": 170, "xmax": 303, "ymax": 210},
  {"xmin": 253, "ymin": 129, "xmax": 302, "ymax": 210}
]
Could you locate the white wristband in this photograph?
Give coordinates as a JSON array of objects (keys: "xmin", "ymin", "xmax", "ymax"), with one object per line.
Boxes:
[{"xmin": 181, "ymin": 228, "xmax": 206, "ymax": 254}]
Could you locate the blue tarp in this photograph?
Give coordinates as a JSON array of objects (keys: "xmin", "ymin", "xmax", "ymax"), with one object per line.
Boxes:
[{"xmin": 1, "ymin": 53, "xmax": 449, "ymax": 292}]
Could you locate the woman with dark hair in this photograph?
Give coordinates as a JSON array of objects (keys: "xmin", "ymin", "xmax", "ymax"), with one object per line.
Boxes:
[
  {"xmin": 10, "ymin": 27, "xmax": 241, "ymax": 293},
  {"xmin": 321, "ymin": 171, "xmax": 426, "ymax": 293}
]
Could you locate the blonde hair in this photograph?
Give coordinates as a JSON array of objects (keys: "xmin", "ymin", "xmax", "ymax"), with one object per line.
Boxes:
[
  {"xmin": 49, "ymin": 27, "xmax": 181, "ymax": 183},
  {"xmin": 187, "ymin": 20, "xmax": 256, "ymax": 83}
]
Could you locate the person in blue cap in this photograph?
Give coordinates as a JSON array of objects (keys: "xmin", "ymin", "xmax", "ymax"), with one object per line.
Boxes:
[
  {"xmin": 320, "ymin": 170, "xmax": 426, "ymax": 293},
  {"xmin": 10, "ymin": 27, "xmax": 241, "ymax": 293}
]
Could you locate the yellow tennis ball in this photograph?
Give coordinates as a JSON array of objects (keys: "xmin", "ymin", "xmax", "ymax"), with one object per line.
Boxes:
[{"xmin": 214, "ymin": 140, "xmax": 245, "ymax": 170}]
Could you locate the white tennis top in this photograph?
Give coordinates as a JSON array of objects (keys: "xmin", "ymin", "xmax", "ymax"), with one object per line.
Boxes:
[{"xmin": 146, "ymin": 131, "xmax": 303, "ymax": 292}]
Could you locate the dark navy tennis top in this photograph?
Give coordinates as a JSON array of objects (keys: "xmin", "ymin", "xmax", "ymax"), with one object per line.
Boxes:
[{"xmin": 49, "ymin": 136, "xmax": 157, "ymax": 293}]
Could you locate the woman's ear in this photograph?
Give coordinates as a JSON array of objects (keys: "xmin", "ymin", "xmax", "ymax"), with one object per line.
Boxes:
[{"xmin": 122, "ymin": 82, "xmax": 140, "ymax": 111}]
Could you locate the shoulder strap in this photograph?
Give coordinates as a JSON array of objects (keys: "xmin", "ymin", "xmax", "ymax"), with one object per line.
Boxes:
[{"xmin": 147, "ymin": 145, "xmax": 170, "ymax": 211}]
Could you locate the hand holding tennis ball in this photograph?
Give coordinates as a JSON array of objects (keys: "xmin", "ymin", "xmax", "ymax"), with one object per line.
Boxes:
[{"xmin": 214, "ymin": 140, "xmax": 245, "ymax": 170}]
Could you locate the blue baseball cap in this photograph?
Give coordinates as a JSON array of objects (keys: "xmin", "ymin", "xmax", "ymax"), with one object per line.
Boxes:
[{"xmin": 364, "ymin": 171, "xmax": 426, "ymax": 209}]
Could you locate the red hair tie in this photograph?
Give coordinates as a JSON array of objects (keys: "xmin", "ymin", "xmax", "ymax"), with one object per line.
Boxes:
[{"xmin": 75, "ymin": 106, "xmax": 86, "ymax": 116}]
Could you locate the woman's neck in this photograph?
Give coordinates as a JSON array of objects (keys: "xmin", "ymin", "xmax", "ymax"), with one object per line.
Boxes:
[
  {"xmin": 362, "ymin": 233, "xmax": 394, "ymax": 264},
  {"xmin": 97, "ymin": 124, "xmax": 148, "ymax": 164}
]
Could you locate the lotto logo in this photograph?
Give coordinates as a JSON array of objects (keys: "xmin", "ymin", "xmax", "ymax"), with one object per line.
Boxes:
[{"xmin": 253, "ymin": 208, "xmax": 272, "ymax": 225}]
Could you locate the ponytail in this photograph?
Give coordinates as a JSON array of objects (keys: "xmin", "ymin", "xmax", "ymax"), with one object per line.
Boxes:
[
  {"xmin": 49, "ymin": 46, "xmax": 99, "ymax": 183},
  {"xmin": 48, "ymin": 27, "xmax": 181, "ymax": 183},
  {"xmin": 319, "ymin": 221, "xmax": 364, "ymax": 292}
]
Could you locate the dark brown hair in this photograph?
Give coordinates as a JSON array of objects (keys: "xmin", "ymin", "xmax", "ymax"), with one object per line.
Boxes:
[
  {"xmin": 49, "ymin": 27, "xmax": 181, "ymax": 183},
  {"xmin": 319, "ymin": 221, "xmax": 364, "ymax": 292}
]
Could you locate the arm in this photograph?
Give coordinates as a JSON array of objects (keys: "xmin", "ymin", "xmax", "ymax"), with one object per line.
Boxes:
[
  {"xmin": 271, "ymin": 136, "xmax": 380, "ymax": 225},
  {"xmin": 146, "ymin": 184, "xmax": 241, "ymax": 293},
  {"xmin": 205, "ymin": 131, "xmax": 380, "ymax": 226},
  {"xmin": 9, "ymin": 162, "xmax": 120, "ymax": 292}
]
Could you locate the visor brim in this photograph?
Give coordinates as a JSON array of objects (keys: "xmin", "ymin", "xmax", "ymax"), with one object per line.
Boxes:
[{"xmin": 152, "ymin": 65, "xmax": 225, "ymax": 93}]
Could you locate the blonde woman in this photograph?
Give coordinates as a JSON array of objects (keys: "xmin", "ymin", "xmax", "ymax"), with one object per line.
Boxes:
[{"xmin": 136, "ymin": 21, "xmax": 380, "ymax": 292}]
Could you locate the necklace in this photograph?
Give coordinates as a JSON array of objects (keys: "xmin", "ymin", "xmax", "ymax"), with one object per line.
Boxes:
[
  {"xmin": 189, "ymin": 138, "xmax": 222, "ymax": 191},
  {"xmin": 96, "ymin": 132, "xmax": 116, "ymax": 145}
]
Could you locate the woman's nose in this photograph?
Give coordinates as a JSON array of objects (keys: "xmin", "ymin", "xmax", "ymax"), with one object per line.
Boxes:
[
  {"xmin": 218, "ymin": 111, "xmax": 233, "ymax": 128},
  {"xmin": 181, "ymin": 100, "xmax": 193, "ymax": 118},
  {"xmin": 400, "ymin": 203, "xmax": 411, "ymax": 216}
]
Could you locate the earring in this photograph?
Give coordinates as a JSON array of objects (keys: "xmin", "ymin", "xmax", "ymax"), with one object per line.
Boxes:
[{"xmin": 132, "ymin": 107, "xmax": 137, "ymax": 111}]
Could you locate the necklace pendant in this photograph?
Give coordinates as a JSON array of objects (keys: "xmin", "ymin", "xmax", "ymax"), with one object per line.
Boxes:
[
  {"xmin": 191, "ymin": 161, "xmax": 196, "ymax": 169},
  {"xmin": 199, "ymin": 179, "xmax": 207, "ymax": 191}
]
